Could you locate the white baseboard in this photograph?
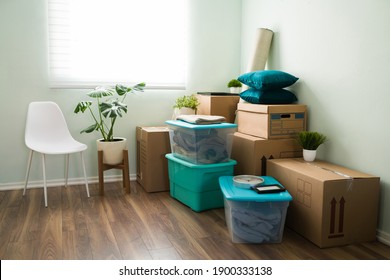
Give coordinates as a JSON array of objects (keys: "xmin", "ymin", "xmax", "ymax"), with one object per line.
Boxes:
[
  {"xmin": 0, "ymin": 174, "xmax": 137, "ymax": 191},
  {"xmin": 377, "ymin": 229, "xmax": 390, "ymax": 246}
]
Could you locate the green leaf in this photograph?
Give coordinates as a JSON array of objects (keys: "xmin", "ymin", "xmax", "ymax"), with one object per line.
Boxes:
[
  {"xmin": 297, "ymin": 131, "xmax": 327, "ymax": 150},
  {"xmin": 100, "ymin": 100, "xmax": 127, "ymax": 118},
  {"xmin": 115, "ymin": 84, "xmax": 129, "ymax": 96},
  {"xmin": 81, "ymin": 123, "xmax": 99, "ymax": 134},
  {"xmin": 133, "ymin": 82, "xmax": 146, "ymax": 91},
  {"xmin": 87, "ymin": 86, "xmax": 115, "ymax": 98},
  {"xmin": 115, "ymin": 83, "xmax": 146, "ymax": 96},
  {"xmin": 74, "ymin": 101, "xmax": 92, "ymax": 113}
]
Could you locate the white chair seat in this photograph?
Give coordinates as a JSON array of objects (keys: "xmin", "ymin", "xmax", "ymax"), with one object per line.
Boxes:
[
  {"xmin": 23, "ymin": 101, "xmax": 90, "ymax": 207},
  {"xmin": 28, "ymin": 140, "xmax": 87, "ymax": 155}
]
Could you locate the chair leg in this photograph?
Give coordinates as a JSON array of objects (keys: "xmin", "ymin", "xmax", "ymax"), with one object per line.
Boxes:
[
  {"xmin": 65, "ymin": 154, "xmax": 69, "ymax": 187},
  {"xmin": 42, "ymin": 154, "xmax": 48, "ymax": 208},
  {"xmin": 98, "ymin": 150, "xmax": 104, "ymax": 195},
  {"xmin": 80, "ymin": 152, "xmax": 90, "ymax": 197},
  {"xmin": 23, "ymin": 150, "xmax": 34, "ymax": 196}
]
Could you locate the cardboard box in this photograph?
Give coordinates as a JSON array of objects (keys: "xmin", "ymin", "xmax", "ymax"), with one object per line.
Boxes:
[
  {"xmin": 136, "ymin": 126, "xmax": 171, "ymax": 192},
  {"xmin": 196, "ymin": 93, "xmax": 240, "ymax": 123},
  {"xmin": 267, "ymin": 158, "xmax": 380, "ymax": 248},
  {"xmin": 236, "ymin": 103, "xmax": 307, "ymax": 139},
  {"xmin": 231, "ymin": 132, "xmax": 302, "ymax": 176}
]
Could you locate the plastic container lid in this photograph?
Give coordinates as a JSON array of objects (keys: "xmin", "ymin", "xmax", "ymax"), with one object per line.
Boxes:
[
  {"xmin": 165, "ymin": 120, "xmax": 237, "ymax": 130},
  {"xmin": 165, "ymin": 153, "xmax": 237, "ymax": 168},
  {"xmin": 219, "ymin": 176, "xmax": 293, "ymax": 202}
]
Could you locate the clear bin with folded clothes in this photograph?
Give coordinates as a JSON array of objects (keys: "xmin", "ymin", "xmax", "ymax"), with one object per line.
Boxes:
[
  {"xmin": 219, "ymin": 175, "xmax": 292, "ymax": 243},
  {"xmin": 165, "ymin": 120, "xmax": 237, "ymax": 164}
]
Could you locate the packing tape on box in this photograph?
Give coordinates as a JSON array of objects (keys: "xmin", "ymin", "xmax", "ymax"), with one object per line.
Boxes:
[{"xmin": 299, "ymin": 159, "xmax": 354, "ymax": 191}]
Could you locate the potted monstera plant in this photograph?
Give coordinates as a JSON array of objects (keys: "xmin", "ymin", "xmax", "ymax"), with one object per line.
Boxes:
[{"xmin": 74, "ymin": 82, "xmax": 145, "ymax": 164}]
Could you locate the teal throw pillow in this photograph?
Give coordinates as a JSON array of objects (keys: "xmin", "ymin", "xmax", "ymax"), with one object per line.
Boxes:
[
  {"xmin": 240, "ymin": 88, "xmax": 298, "ymax": 104},
  {"xmin": 238, "ymin": 70, "xmax": 299, "ymax": 90}
]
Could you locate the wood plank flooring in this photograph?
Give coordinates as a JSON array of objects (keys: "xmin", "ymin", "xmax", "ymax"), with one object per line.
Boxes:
[{"xmin": 0, "ymin": 181, "xmax": 389, "ymax": 260}]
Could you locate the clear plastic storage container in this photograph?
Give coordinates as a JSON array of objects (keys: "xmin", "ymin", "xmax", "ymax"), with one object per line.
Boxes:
[
  {"xmin": 219, "ymin": 175, "xmax": 292, "ymax": 243},
  {"xmin": 166, "ymin": 120, "xmax": 237, "ymax": 164}
]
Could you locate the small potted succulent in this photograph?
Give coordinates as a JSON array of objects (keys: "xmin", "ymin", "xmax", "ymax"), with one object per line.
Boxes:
[
  {"xmin": 172, "ymin": 94, "xmax": 200, "ymax": 119},
  {"xmin": 296, "ymin": 131, "xmax": 327, "ymax": 161},
  {"xmin": 74, "ymin": 82, "xmax": 145, "ymax": 164},
  {"xmin": 227, "ymin": 79, "xmax": 242, "ymax": 94}
]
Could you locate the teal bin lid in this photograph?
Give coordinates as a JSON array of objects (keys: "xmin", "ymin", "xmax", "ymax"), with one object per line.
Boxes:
[
  {"xmin": 166, "ymin": 120, "xmax": 237, "ymax": 130},
  {"xmin": 219, "ymin": 176, "xmax": 292, "ymax": 202},
  {"xmin": 166, "ymin": 153, "xmax": 236, "ymax": 168}
]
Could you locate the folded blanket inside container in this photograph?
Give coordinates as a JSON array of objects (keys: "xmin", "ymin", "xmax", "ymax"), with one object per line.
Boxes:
[
  {"xmin": 172, "ymin": 129, "xmax": 229, "ymax": 163},
  {"xmin": 231, "ymin": 207, "xmax": 282, "ymax": 243},
  {"xmin": 176, "ymin": 114, "xmax": 226, "ymax": 124},
  {"xmin": 197, "ymin": 136, "xmax": 229, "ymax": 163}
]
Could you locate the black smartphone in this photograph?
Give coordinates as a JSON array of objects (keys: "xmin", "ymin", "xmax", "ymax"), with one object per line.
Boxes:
[{"xmin": 251, "ymin": 184, "xmax": 286, "ymax": 194}]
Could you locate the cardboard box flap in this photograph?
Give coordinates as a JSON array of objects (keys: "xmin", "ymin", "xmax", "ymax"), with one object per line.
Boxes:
[
  {"xmin": 237, "ymin": 103, "xmax": 307, "ymax": 114},
  {"xmin": 142, "ymin": 126, "xmax": 169, "ymax": 132},
  {"xmin": 268, "ymin": 158, "xmax": 379, "ymax": 182}
]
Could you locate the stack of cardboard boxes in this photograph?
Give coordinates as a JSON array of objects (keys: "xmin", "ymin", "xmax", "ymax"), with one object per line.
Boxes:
[
  {"xmin": 230, "ymin": 101, "xmax": 380, "ymax": 248},
  {"xmin": 232, "ymin": 102, "xmax": 307, "ymax": 176}
]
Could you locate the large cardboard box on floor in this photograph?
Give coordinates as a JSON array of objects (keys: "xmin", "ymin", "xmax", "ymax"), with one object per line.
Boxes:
[
  {"xmin": 267, "ymin": 158, "xmax": 380, "ymax": 248},
  {"xmin": 136, "ymin": 126, "xmax": 171, "ymax": 192},
  {"xmin": 236, "ymin": 103, "xmax": 307, "ymax": 139},
  {"xmin": 231, "ymin": 132, "xmax": 302, "ymax": 176}
]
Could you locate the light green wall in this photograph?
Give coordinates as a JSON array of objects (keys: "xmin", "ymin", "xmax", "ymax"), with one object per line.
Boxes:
[
  {"xmin": 241, "ymin": 0, "xmax": 390, "ymax": 241},
  {"xmin": 0, "ymin": 0, "xmax": 241, "ymax": 183}
]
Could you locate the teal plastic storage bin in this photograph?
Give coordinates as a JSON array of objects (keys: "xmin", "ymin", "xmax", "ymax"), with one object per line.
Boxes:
[
  {"xmin": 219, "ymin": 176, "xmax": 292, "ymax": 243},
  {"xmin": 165, "ymin": 120, "xmax": 237, "ymax": 164},
  {"xmin": 166, "ymin": 153, "xmax": 237, "ymax": 212}
]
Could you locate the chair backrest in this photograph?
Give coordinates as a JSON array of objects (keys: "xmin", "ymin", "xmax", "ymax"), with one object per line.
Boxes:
[{"xmin": 25, "ymin": 101, "xmax": 75, "ymax": 149}]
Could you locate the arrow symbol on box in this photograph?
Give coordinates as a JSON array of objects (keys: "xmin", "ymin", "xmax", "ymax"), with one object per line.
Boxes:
[
  {"xmin": 338, "ymin": 197, "xmax": 345, "ymax": 233},
  {"xmin": 330, "ymin": 198, "xmax": 337, "ymax": 234}
]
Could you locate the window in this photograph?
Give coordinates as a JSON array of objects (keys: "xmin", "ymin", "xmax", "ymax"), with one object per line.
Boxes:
[{"xmin": 48, "ymin": 0, "xmax": 187, "ymax": 89}]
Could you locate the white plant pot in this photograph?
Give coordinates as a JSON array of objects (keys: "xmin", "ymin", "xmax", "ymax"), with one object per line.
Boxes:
[
  {"xmin": 97, "ymin": 137, "xmax": 127, "ymax": 165},
  {"xmin": 172, "ymin": 107, "xmax": 196, "ymax": 120},
  {"xmin": 303, "ymin": 149, "xmax": 317, "ymax": 162},
  {"xmin": 229, "ymin": 87, "xmax": 241, "ymax": 94}
]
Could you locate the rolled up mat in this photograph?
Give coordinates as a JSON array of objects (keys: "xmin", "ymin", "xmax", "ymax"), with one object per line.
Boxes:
[{"xmin": 246, "ymin": 27, "xmax": 274, "ymax": 72}]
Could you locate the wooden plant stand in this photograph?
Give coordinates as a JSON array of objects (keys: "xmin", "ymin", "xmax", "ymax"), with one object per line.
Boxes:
[{"xmin": 98, "ymin": 149, "xmax": 131, "ymax": 195}]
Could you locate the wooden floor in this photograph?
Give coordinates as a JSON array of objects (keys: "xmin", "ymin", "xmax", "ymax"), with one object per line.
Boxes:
[{"xmin": 0, "ymin": 181, "xmax": 389, "ymax": 260}]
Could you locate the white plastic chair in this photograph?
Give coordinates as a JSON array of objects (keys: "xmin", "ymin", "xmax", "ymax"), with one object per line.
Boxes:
[{"xmin": 23, "ymin": 101, "xmax": 90, "ymax": 207}]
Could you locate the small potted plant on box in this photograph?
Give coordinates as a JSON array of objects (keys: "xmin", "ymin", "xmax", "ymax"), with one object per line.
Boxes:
[
  {"xmin": 74, "ymin": 82, "xmax": 145, "ymax": 164},
  {"xmin": 172, "ymin": 94, "xmax": 200, "ymax": 119},
  {"xmin": 296, "ymin": 131, "xmax": 327, "ymax": 161},
  {"xmin": 227, "ymin": 79, "xmax": 242, "ymax": 94}
]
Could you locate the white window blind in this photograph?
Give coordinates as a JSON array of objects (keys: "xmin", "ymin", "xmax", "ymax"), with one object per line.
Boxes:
[{"xmin": 48, "ymin": 0, "xmax": 187, "ymax": 89}]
